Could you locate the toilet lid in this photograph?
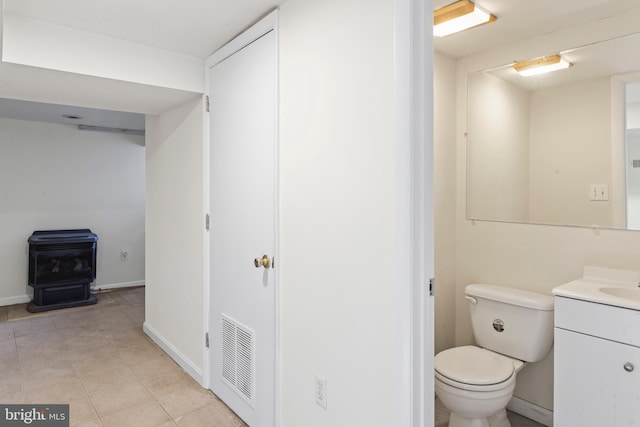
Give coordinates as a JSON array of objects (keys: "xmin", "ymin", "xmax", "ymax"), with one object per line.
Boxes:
[{"xmin": 435, "ymin": 345, "xmax": 514, "ymax": 386}]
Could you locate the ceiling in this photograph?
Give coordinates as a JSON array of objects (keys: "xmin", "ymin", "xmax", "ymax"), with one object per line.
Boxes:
[
  {"xmin": 4, "ymin": 0, "xmax": 286, "ymax": 58},
  {"xmin": 3, "ymin": 0, "xmax": 640, "ymax": 130},
  {"xmin": 433, "ymin": 0, "xmax": 640, "ymax": 58},
  {"xmin": 0, "ymin": 0, "xmax": 287, "ymax": 131},
  {"xmin": 0, "ymin": 98, "xmax": 144, "ymax": 131}
]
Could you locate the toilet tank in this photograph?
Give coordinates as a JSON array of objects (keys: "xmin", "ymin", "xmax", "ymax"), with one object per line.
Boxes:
[{"xmin": 466, "ymin": 284, "xmax": 554, "ymax": 362}]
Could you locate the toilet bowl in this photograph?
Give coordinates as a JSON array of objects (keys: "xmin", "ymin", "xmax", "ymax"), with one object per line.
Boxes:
[
  {"xmin": 435, "ymin": 346, "xmax": 523, "ymax": 427},
  {"xmin": 434, "ymin": 284, "xmax": 554, "ymax": 427}
]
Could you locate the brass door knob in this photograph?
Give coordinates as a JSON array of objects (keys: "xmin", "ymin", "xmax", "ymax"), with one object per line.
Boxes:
[{"xmin": 254, "ymin": 255, "xmax": 271, "ymax": 269}]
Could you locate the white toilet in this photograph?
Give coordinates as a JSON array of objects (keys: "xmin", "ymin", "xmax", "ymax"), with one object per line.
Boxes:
[{"xmin": 434, "ymin": 284, "xmax": 554, "ymax": 427}]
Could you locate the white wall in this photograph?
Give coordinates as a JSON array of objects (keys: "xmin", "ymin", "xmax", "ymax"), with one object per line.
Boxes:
[
  {"xmin": 3, "ymin": 12, "xmax": 203, "ymax": 93},
  {"xmin": 528, "ymin": 77, "xmax": 612, "ymax": 227},
  {"xmin": 279, "ymin": 0, "xmax": 401, "ymax": 425},
  {"xmin": 467, "ymin": 72, "xmax": 530, "ymax": 222},
  {"xmin": 144, "ymin": 98, "xmax": 205, "ymax": 380},
  {"xmin": 0, "ymin": 117, "xmax": 145, "ymax": 305},
  {"xmin": 434, "ymin": 52, "xmax": 457, "ymax": 354}
]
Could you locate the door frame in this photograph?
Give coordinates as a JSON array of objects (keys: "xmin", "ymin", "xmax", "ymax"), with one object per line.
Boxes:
[
  {"xmin": 202, "ymin": 8, "xmax": 280, "ymax": 424},
  {"xmin": 394, "ymin": 0, "xmax": 433, "ymax": 425}
]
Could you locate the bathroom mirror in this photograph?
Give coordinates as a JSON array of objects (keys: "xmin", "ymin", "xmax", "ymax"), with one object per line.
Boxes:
[{"xmin": 466, "ymin": 32, "xmax": 640, "ymax": 230}]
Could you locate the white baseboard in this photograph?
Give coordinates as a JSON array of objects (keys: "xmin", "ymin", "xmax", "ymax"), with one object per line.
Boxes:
[
  {"xmin": 143, "ymin": 322, "xmax": 204, "ymax": 385},
  {"xmin": 92, "ymin": 280, "xmax": 145, "ymax": 292},
  {"xmin": 0, "ymin": 294, "xmax": 31, "ymax": 307},
  {"xmin": 508, "ymin": 396, "xmax": 553, "ymax": 426}
]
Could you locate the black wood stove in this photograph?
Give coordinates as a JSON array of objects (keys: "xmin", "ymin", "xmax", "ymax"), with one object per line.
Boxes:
[{"xmin": 27, "ymin": 229, "xmax": 98, "ymax": 312}]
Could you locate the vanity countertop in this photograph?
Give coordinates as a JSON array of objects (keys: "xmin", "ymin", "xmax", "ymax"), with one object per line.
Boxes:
[{"xmin": 552, "ymin": 266, "xmax": 640, "ymax": 311}]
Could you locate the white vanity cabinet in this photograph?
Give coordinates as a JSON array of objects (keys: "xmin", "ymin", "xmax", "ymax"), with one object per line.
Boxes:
[{"xmin": 554, "ymin": 296, "xmax": 640, "ymax": 426}]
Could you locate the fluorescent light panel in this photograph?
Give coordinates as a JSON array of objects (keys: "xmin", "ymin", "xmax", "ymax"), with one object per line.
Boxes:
[
  {"xmin": 434, "ymin": 0, "xmax": 496, "ymax": 37},
  {"xmin": 513, "ymin": 55, "xmax": 572, "ymax": 76}
]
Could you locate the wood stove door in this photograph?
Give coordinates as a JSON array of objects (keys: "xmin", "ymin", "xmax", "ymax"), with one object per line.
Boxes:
[{"xmin": 208, "ymin": 15, "xmax": 277, "ymax": 427}]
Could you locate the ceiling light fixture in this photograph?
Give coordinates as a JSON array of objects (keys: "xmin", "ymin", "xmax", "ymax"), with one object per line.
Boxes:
[
  {"xmin": 513, "ymin": 55, "xmax": 572, "ymax": 77},
  {"xmin": 433, "ymin": 0, "xmax": 496, "ymax": 37}
]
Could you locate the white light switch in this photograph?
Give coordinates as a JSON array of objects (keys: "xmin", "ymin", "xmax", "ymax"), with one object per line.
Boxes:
[{"xmin": 590, "ymin": 184, "xmax": 609, "ymax": 201}]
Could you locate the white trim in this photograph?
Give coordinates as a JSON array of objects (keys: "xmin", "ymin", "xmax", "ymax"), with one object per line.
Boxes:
[
  {"xmin": 507, "ymin": 396, "xmax": 554, "ymax": 427},
  {"xmin": 92, "ymin": 280, "xmax": 145, "ymax": 292},
  {"xmin": 394, "ymin": 0, "xmax": 433, "ymax": 426},
  {"xmin": 394, "ymin": 0, "xmax": 434, "ymax": 427},
  {"xmin": 271, "ymin": 12, "xmax": 281, "ymax": 427},
  {"xmin": 610, "ymin": 76, "xmax": 626, "ymax": 228},
  {"xmin": 205, "ymin": 10, "xmax": 278, "ymax": 69},
  {"xmin": 202, "ymin": 97, "xmax": 211, "ymax": 390},
  {"xmin": 143, "ymin": 322, "xmax": 204, "ymax": 385},
  {"xmin": 0, "ymin": 294, "xmax": 31, "ymax": 307}
]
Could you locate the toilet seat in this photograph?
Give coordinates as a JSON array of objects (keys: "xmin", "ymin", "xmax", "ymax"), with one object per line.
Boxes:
[{"xmin": 435, "ymin": 345, "xmax": 517, "ymax": 392}]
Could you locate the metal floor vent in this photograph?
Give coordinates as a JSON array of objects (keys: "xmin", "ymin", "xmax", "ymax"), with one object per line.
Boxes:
[{"xmin": 221, "ymin": 314, "xmax": 255, "ymax": 405}]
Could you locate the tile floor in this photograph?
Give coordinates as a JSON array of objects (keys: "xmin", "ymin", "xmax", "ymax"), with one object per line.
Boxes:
[
  {"xmin": 0, "ymin": 287, "xmax": 246, "ymax": 427},
  {"xmin": 435, "ymin": 397, "xmax": 545, "ymax": 427}
]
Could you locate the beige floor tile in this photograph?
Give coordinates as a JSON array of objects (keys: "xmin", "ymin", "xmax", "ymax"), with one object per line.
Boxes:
[
  {"xmin": 17, "ymin": 326, "xmax": 98, "ymax": 347},
  {"xmin": 20, "ymin": 352, "xmax": 78, "ymax": 374},
  {"xmin": 21, "ymin": 363, "xmax": 79, "ymax": 391},
  {"xmin": 0, "ymin": 329, "xmax": 15, "ymax": 342},
  {"xmin": 157, "ymin": 384, "xmax": 217, "ymax": 419},
  {"xmin": 0, "ymin": 352, "xmax": 20, "ymax": 377},
  {"xmin": 72, "ymin": 419, "xmax": 103, "ymax": 427},
  {"xmin": 56, "ymin": 325, "xmax": 103, "ymax": 340},
  {"xmin": 13, "ymin": 317, "xmax": 57, "ymax": 337},
  {"xmin": 156, "ymin": 422, "xmax": 178, "ymax": 427},
  {"xmin": 26, "ymin": 377, "xmax": 87, "ymax": 403},
  {"xmin": 72, "ymin": 353, "xmax": 123, "ymax": 377},
  {"xmin": 141, "ymin": 372, "xmax": 191, "ymax": 398},
  {"xmin": 66, "ymin": 343, "xmax": 119, "ymax": 363},
  {"xmin": 0, "ymin": 375, "xmax": 23, "ymax": 397},
  {"xmin": 96, "ymin": 316, "xmax": 136, "ymax": 331},
  {"xmin": 117, "ymin": 342, "xmax": 164, "ymax": 365},
  {"xmin": 6, "ymin": 305, "xmax": 30, "ymax": 322},
  {"xmin": 69, "ymin": 397, "xmax": 99, "ymax": 425},
  {"xmin": 174, "ymin": 400, "xmax": 245, "ymax": 427},
  {"xmin": 102, "ymin": 326, "xmax": 141, "ymax": 340},
  {"xmin": 65, "ymin": 334, "xmax": 111, "ymax": 352},
  {"xmin": 120, "ymin": 306, "xmax": 145, "ymax": 324},
  {"xmin": 100, "ymin": 401, "xmax": 171, "ymax": 427},
  {"xmin": 53, "ymin": 315, "xmax": 102, "ymax": 331},
  {"xmin": 89, "ymin": 382, "xmax": 155, "ymax": 417},
  {"xmin": 131, "ymin": 355, "xmax": 181, "ymax": 380},
  {"xmin": 0, "ymin": 346, "xmax": 14, "ymax": 362},
  {"xmin": 105, "ymin": 328, "xmax": 151, "ymax": 348},
  {"xmin": 16, "ymin": 340, "xmax": 67, "ymax": 362},
  {"xmin": 0, "ymin": 391, "xmax": 25, "ymax": 404},
  {"xmin": 0, "ymin": 321, "xmax": 15, "ymax": 334},
  {"xmin": 81, "ymin": 364, "xmax": 138, "ymax": 394}
]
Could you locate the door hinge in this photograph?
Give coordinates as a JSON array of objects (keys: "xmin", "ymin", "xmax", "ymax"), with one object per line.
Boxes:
[
  {"xmin": 429, "ymin": 278, "xmax": 434, "ymax": 296},
  {"xmin": 205, "ymin": 332, "xmax": 210, "ymax": 348},
  {"xmin": 205, "ymin": 95, "xmax": 210, "ymax": 112},
  {"xmin": 205, "ymin": 214, "xmax": 211, "ymax": 231}
]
